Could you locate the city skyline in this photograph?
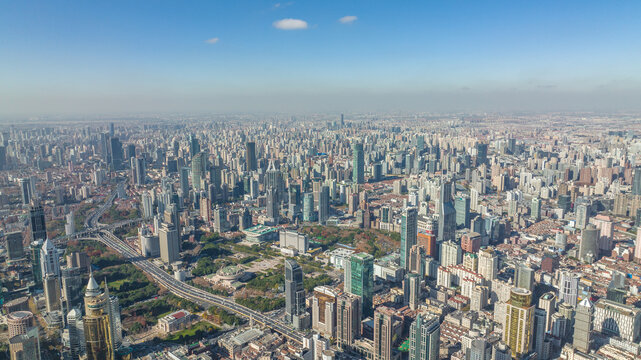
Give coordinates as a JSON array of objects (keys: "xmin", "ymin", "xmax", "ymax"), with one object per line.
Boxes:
[{"xmin": 2, "ymin": 1, "xmax": 641, "ymax": 115}]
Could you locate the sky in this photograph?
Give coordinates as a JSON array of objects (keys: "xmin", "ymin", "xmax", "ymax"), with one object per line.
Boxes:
[{"xmin": 1, "ymin": 0, "xmax": 641, "ymax": 116}]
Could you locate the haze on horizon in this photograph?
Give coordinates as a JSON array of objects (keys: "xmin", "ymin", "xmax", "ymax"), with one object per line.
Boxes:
[{"xmin": 1, "ymin": 0, "xmax": 641, "ymax": 116}]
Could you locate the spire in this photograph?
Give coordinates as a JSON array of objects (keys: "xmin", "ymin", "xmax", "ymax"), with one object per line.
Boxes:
[
  {"xmin": 578, "ymin": 297, "xmax": 593, "ymax": 309},
  {"xmin": 85, "ymin": 269, "xmax": 101, "ymax": 297}
]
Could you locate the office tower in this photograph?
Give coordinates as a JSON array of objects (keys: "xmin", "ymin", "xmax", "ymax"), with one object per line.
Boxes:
[
  {"xmin": 164, "ymin": 203, "xmax": 181, "ymax": 237},
  {"xmin": 318, "ymin": 185, "xmax": 330, "ymax": 225},
  {"xmin": 533, "ymin": 309, "xmax": 549, "ymax": 360},
  {"xmin": 134, "ymin": 157, "xmax": 145, "ymax": 185},
  {"xmin": 67, "ymin": 308, "xmax": 85, "ymax": 360},
  {"xmin": 455, "ymin": 196, "xmax": 470, "ymax": 228},
  {"xmin": 408, "ymin": 245, "xmax": 426, "ymax": 276},
  {"xmin": 141, "ymin": 191, "xmax": 153, "ymax": 219},
  {"xmin": 179, "ymin": 167, "xmax": 190, "ymax": 198},
  {"xmin": 266, "ymin": 186, "xmax": 280, "ymax": 224},
  {"xmin": 188, "ymin": 134, "xmax": 200, "ymax": 156},
  {"xmin": 83, "ymin": 274, "xmax": 115, "ymax": 360},
  {"xmin": 470, "ymin": 285, "xmax": 489, "ymax": 311},
  {"xmin": 109, "ymin": 295, "xmax": 122, "ymax": 348},
  {"xmin": 579, "ymin": 225, "xmax": 599, "ymax": 263},
  {"xmin": 30, "ymin": 240, "xmax": 43, "ymax": 289},
  {"xmin": 403, "ymin": 273, "xmax": 421, "ymax": 310},
  {"xmin": 555, "ymin": 232, "xmax": 568, "ymax": 250},
  {"xmin": 109, "ymin": 137, "xmax": 123, "ymax": 170},
  {"xmin": 478, "ymin": 247, "xmax": 498, "ymax": 281},
  {"xmin": 558, "ymin": 271, "xmax": 580, "ymax": 307},
  {"xmin": 5, "ymin": 231, "xmax": 25, "ymax": 260},
  {"xmin": 633, "ymin": 167, "xmax": 641, "ymax": 196},
  {"xmin": 191, "ymin": 152, "xmax": 206, "ymax": 191},
  {"xmin": 62, "ymin": 267, "xmax": 84, "ymax": 311},
  {"xmin": 245, "ymin": 141, "xmax": 257, "ymax": 171},
  {"xmin": 303, "ymin": 192, "xmax": 315, "ymax": 222},
  {"xmin": 19, "ymin": 178, "xmax": 31, "ymax": 205},
  {"xmin": 408, "ymin": 314, "xmax": 440, "ymax": 360},
  {"xmin": 352, "ymin": 143, "xmax": 365, "ymax": 184},
  {"xmin": 109, "ymin": 122, "xmax": 114, "ymax": 137},
  {"xmin": 312, "ymin": 286, "xmax": 337, "ymax": 338},
  {"xmin": 573, "ymin": 298, "xmax": 593, "ymax": 353},
  {"xmin": 43, "ymin": 274, "xmax": 61, "ymax": 312},
  {"xmin": 374, "ymin": 306, "xmax": 395, "ymax": 360},
  {"xmin": 7, "ymin": 311, "xmax": 34, "ymax": 338},
  {"xmin": 594, "ymin": 299, "xmax": 641, "ymax": 342},
  {"xmin": 468, "ymin": 339, "xmax": 490, "ymax": 360},
  {"xmin": 515, "ymin": 264, "xmax": 534, "ymax": 291},
  {"xmin": 285, "ymin": 260, "xmax": 307, "ymax": 329},
  {"xmin": 64, "ymin": 211, "xmax": 75, "ymax": 236},
  {"xmin": 9, "ymin": 327, "xmax": 40, "ymax": 360},
  {"xmin": 476, "ymin": 142, "xmax": 488, "ymax": 165},
  {"xmin": 492, "ymin": 343, "xmax": 511, "ymax": 360},
  {"xmin": 29, "ymin": 202, "xmax": 47, "ymax": 242},
  {"xmin": 438, "ymin": 179, "xmax": 456, "ymax": 242},
  {"xmin": 336, "ymin": 293, "xmax": 361, "ymax": 351},
  {"xmin": 531, "ymin": 197, "xmax": 542, "ymax": 221},
  {"xmin": 345, "ymin": 253, "xmax": 374, "ymax": 317},
  {"xmin": 158, "ymin": 223, "xmax": 180, "ymax": 264},
  {"xmin": 400, "ymin": 207, "xmax": 418, "ymax": 270},
  {"xmin": 575, "ymin": 203, "xmax": 590, "ymax": 230},
  {"xmin": 0, "ymin": 145, "xmax": 5, "ymax": 170},
  {"xmin": 213, "ymin": 206, "xmax": 229, "ymax": 233},
  {"xmin": 558, "ymin": 194, "xmax": 571, "ymax": 213},
  {"xmin": 538, "ymin": 292, "xmax": 556, "ymax": 332},
  {"xmin": 40, "ymin": 238, "xmax": 60, "ymax": 278},
  {"xmin": 265, "ymin": 160, "xmax": 284, "ymax": 202},
  {"xmin": 139, "ymin": 227, "xmax": 160, "ymax": 257},
  {"xmin": 503, "ymin": 288, "xmax": 534, "ymax": 358},
  {"xmin": 440, "ymin": 240, "xmax": 462, "ymax": 267}
]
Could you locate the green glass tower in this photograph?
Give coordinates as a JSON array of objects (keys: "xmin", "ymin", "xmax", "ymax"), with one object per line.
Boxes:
[{"xmin": 347, "ymin": 253, "xmax": 374, "ymax": 317}]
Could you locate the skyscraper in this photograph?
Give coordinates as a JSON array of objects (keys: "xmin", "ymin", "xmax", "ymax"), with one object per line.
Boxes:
[
  {"xmin": 311, "ymin": 286, "xmax": 337, "ymax": 338},
  {"xmin": 440, "ymin": 240, "xmax": 462, "ymax": 267},
  {"xmin": 438, "ymin": 179, "xmax": 456, "ymax": 242},
  {"xmin": 515, "ymin": 264, "xmax": 534, "ymax": 291},
  {"xmin": 352, "ymin": 142, "xmax": 365, "ymax": 184},
  {"xmin": 245, "ymin": 141, "xmax": 257, "ymax": 171},
  {"xmin": 40, "ymin": 238, "xmax": 60, "ymax": 278},
  {"xmin": 266, "ymin": 186, "xmax": 279, "ymax": 225},
  {"xmin": 141, "ymin": 191, "xmax": 153, "ymax": 219},
  {"xmin": 336, "ymin": 293, "xmax": 361, "ymax": 351},
  {"xmin": 188, "ymin": 134, "xmax": 200, "ymax": 157},
  {"xmin": 318, "ymin": 185, "xmax": 329, "ymax": 224},
  {"xmin": 504, "ymin": 288, "xmax": 534, "ymax": 358},
  {"xmin": 43, "ymin": 274, "xmax": 61, "ymax": 312},
  {"xmin": 573, "ymin": 298, "xmax": 594, "ymax": 353},
  {"xmin": 19, "ymin": 178, "xmax": 31, "ymax": 205},
  {"xmin": 134, "ymin": 157, "xmax": 145, "ymax": 186},
  {"xmin": 408, "ymin": 314, "xmax": 440, "ymax": 360},
  {"xmin": 284, "ymin": 260, "xmax": 307, "ymax": 329},
  {"xmin": 476, "ymin": 142, "xmax": 488, "ymax": 165},
  {"xmin": 374, "ymin": 306, "xmax": 395, "ymax": 360},
  {"xmin": 345, "ymin": 253, "xmax": 374, "ymax": 317},
  {"xmin": 633, "ymin": 167, "xmax": 641, "ymax": 196},
  {"xmin": 478, "ymin": 247, "xmax": 498, "ymax": 281},
  {"xmin": 179, "ymin": 167, "xmax": 190, "ymax": 199},
  {"xmin": 191, "ymin": 152, "xmax": 206, "ymax": 191},
  {"xmin": 533, "ymin": 309, "xmax": 549, "ymax": 360},
  {"xmin": 29, "ymin": 202, "xmax": 47, "ymax": 242},
  {"xmin": 83, "ymin": 273, "xmax": 115, "ymax": 360},
  {"xmin": 558, "ymin": 271, "xmax": 580, "ymax": 307},
  {"xmin": 303, "ymin": 192, "xmax": 316, "ymax": 222},
  {"xmin": 403, "ymin": 273, "xmax": 421, "ymax": 310},
  {"xmin": 575, "ymin": 202, "xmax": 590, "ymax": 230},
  {"xmin": 9, "ymin": 326, "xmax": 40, "ymax": 360},
  {"xmin": 455, "ymin": 195, "xmax": 470, "ymax": 228},
  {"xmin": 67, "ymin": 308, "xmax": 85, "ymax": 360},
  {"xmin": 531, "ymin": 197, "xmax": 542, "ymax": 221},
  {"xmin": 158, "ymin": 223, "xmax": 180, "ymax": 264},
  {"xmin": 400, "ymin": 207, "xmax": 418, "ymax": 270},
  {"xmin": 5, "ymin": 231, "xmax": 25, "ymax": 261},
  {"xmin": 579, "ymin": 225, "xmax": 599, "ymax": 263}
]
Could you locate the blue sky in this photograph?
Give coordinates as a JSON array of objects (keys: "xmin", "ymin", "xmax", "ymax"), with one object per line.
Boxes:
[{"xmin": 1, "ymin": 1, "xmax": 641, "ymax": 115}]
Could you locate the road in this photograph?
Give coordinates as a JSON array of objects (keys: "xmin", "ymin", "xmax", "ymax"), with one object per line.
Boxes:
[{"xmin": 88, "ymin": 230, "xmax": 305, "ymax": 346}]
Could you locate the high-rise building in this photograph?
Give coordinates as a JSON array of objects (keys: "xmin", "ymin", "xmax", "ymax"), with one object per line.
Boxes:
[
  {"xmin": 7, "ymin": 311, "xmax": 34, "ymax": 338},
  {"xmin": 134, "ymin": 157, "xmax": 145, "ymax": 186},
  {"xmin": 303, "ymin": 192, "xmax": 316, "ymax": 222},
  {"xmin": 478, "ymin": 247, "xmax": 498, "ymax": 281},
  {"xmin": 403, "ymin": 273, "xmax": 421, "ymax": 310},
  {"xmin": 593, "ymin": 298, "xmax": 641, "ymax": 342},
  {"xmin": 633, "ymin": 167, "xmax": 641, "ymax": 196},
  {"xmin": 635, "ymin": 231, "xmax": 641, "ymax": 263},
  {"xmin": 9, "ymin": 326, "xmax": 40, "ymax": 360},
  {"xmin": 19, "ymin": 178, "xmax": 31, "ymax": 205},
  {"xmin": 5, "ymin": 231, "xmax": 25, "ymax": 261},
  {"xmin": 109, "ymin": 137, "xmax": 123, "ymax": 170},
  {"xmin": 284, "ymin": 260, "xmax": 307, "ymax": 329},
  {"xmin": 62, "ymin": 267, "xmax": 84, "ymax": 312},
  {"xmin": 575, "ymin": 203, "xmax": 590, "ymax": 230},
  {"xmin": 40, "ymin": 238, "xmax": 60, "ymax": 278},
  {"xmin": 408, "ymin": 314, "xmax": 440, "ymax": 360},
  {"xmin": 455, "ymin": 196, "xmax": 470, "ymax": 229},
  {"xmin": 83, "ymin": 274, "xmax": 115, "ymax": 360},
  {"xmin": 374, "ymin": 306, "xmax": 395, "ymax": 360},
  {"xmin": 141, "ymin": 191, "xmax": 153, "ymax": 219},
  {"xmin": 43, "ymin": 274, "xmax": 61, "ymax": 312},
  {"xmin": 579, "ymin": 225, "xmax": 599, "ymax": 263},
  {"xmin": 336, "ymin": 293, "xmax": 361, "ymax": 351},
  {"xmin": 558, "ymin": 271, "xmax": 580, "ymax": 307},
  {"xmin": 191, "ymin": 152, "xmax": 206, "ymax": 191},
  {"xmin": 30, "ymin": 240, "xmax": 44, "ymax": 289},
  {"xmin": 503, "ymin": 288, "xmax": 534, "ymax": 358},
  {"xmin": 345, "ymin": 253, "xmax": 374, "ymax": 317},
  {"xmin": 29, "ymin": 202, "xmax": 47, "ymax": 242},
  {"xmin": 188, "ymin": 134, "xmax": 200, "ymax": 157},
  {"xmin": 245, "ymin": 141, "xmax": 257, "ymax": 171},
  {"xmin": 538, "ymin": 292, "xmax": 556, "ymax": 332},
  {"xmin": 318, "ymin": 185, "xmax": 329, "ymax": 224},
  {"xmin": 440, "ymin": 240, "xmax": 462, "ymax": 267},
  {"xmin": 531, "ymin": 197, "xmax": 542, "ymax": 221},
  {"xmin": 67, "ymin": 308, "xmax": 85, "ymax": 360},
  {"xmin": 158, "ymin": 223, "xmax": 180, "ymax": 264},
  {"xmin": 311, "ymin": 286, "xmax": 337, "ymax": 338},
  {"xmin": 352, "ymin": 143, "xmax": 365, "ymax": 184},
  {"xmin": 400, "ymin": 207, "xmax": 418, "ymax": 270},
  {"xmin": 514, "ymin": 264, "xmax": 534, "ymax": 291},
  {"xmin": 438, "ymin": 179, "xmax": 456, "ymax": 242},
  {"xmin": 476, "ymin": 142, "xmax": 488, "ymax": 166},
  {"xmin": 179, "ymin": 167, "xmax": 190, "ymax": 199},
  {"xmin": 573, "ymin": 298, "xmax": 594, "ymax": 353},
  {"xmin": 266, "ymin": 186, "xmax": 279, "ymax": 224},
  {"xmin": 109, "ymin": 295, "xmax": 122, "ymax": 348},
  {"xmin": 533, "ymin": 309, "xmax": 549, "ymax": 360}
]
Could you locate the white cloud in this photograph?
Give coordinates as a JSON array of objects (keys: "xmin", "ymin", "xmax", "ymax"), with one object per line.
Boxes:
[
  {"xmin": 339, "ymin": 15, "xmax": 357, "ymax": 24},
  {"xmin": 205, "ymin": 37, "xmax": 219, "ymax": 44},
  {"xmin": 273, "ymin": 18, "xmax": 308, "ymax": 30}
]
